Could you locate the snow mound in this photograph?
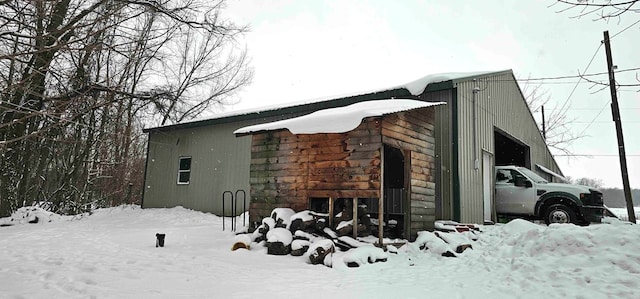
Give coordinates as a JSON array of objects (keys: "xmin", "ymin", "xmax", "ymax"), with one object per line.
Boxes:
[
  {"xmin": 478, "ymin": 220, "xmax": 640, "ymax": 278},
  {"xmin": 502, "ymin": 218, "xmax": 544, "ymax": 235},
  {"xmin": 490, "ymin": 219, "xmax": 546, "ymax": 248},
  {"xmin": 0, "ymin": 206, "xmax": 77, "ymax": 225}
]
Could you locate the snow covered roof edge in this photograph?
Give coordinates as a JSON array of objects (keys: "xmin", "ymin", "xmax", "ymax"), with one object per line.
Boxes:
[
  {"xmin": 536, "ymin": 164, "xmax": 567, "ymax": 182},
  {"xmin": 234, "ymin": 99, "xmax": 445, "ymax": 135},
  {"xmin": 399, "ymin": 70, "xmax": 509, "ymax": 95},
  {"xmin": 144, "ymin": 70, "xmax": 509, "ymax": 133}
]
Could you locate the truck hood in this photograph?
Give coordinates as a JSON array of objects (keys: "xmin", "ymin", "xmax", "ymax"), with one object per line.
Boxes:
[{"xmin": 537, "ymin": 182, "xmax": 594, "ymax": 194}]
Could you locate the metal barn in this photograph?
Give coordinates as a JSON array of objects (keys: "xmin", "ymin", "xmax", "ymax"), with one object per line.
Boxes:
[{"xmin": 141, "ymin": 70, "xmax": 562, "ymax": 231}]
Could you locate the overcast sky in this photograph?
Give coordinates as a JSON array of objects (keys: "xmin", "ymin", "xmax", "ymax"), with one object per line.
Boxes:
[{"xmin": 220, "ymin": 0, "xmax": 640, "ymax": 189}]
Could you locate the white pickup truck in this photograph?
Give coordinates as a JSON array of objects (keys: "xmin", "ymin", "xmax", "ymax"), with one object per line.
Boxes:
[{"xmin": 495, "ymin": 165, "xmax": 605, "ymax": 225}]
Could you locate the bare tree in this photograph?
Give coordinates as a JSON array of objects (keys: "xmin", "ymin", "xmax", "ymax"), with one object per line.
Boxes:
[
  {"xmin": 522, "ymin": 81, "xmax": 584, "ymax": 156},
  {"xmin": 552, "ymin": 0, "xmax": 640, "ymax": 20},
  {"xmin": 0, "ymin": 0, "xmax": 252, "ymax": 216},
  {"xmin": 575, "ymin": 177, "xmax": 605, "ymax": 188},
  {"xmin": 565, "ymin": 176, "xmax": 605, "ymax": 188}
]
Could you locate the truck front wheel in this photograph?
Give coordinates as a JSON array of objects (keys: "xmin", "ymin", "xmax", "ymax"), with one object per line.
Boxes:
[{"xmin": 544, "ymin": 204, "xmax": 576, "ymax": 225}]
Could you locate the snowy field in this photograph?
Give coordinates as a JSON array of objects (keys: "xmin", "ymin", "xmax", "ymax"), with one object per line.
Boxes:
[
  {"xmin": 1, "ymin": 205, "xmax": 640, "ymax": 299},
  {"xmin": 608, "ymin": 207, "xmax": 640, "ymax": 222}
]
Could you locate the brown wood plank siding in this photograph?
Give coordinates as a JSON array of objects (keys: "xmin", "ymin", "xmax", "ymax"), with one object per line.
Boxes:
[
  {"xmin": 381, "ymin": 108, "xmax": 437, "ymax": 236},
  {"xmin": 249, "ymin": 119, "xmax": 383, "ymax": 223}
]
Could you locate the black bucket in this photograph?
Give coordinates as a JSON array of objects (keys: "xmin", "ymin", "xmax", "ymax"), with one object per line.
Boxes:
[{"xmin": 156, "ymin": 233, "xmax": 166, "ymax": 247}]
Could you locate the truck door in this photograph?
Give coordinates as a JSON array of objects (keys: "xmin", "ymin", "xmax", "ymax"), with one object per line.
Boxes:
[{"xmin": 495, "ymin": 169, "xmax": 536, "ymax": 216}]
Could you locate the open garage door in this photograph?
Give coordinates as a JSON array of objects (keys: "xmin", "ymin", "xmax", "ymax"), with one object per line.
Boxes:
[
  {"xmin": 494, "ymin": 129, "xmax": 530, "ymax": 168},
  {"xmin": 482, "ymin": 151, "xmax": 494, "ymax": 223}
]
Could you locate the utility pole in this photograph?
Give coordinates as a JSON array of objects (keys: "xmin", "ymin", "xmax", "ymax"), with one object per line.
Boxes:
[{"xmin": 603, "ymin": 30, "xmax": 636, "ymax": 223}]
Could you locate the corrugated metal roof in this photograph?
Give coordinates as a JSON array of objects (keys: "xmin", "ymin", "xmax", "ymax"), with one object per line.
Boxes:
[{"xmin": 143, "ymin": 70, "xmax": 509, "ymax": 133}]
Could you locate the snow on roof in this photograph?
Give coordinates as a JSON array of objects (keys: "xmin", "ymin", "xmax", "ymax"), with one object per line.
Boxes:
[
  {"xmin": 234, "ymin": 99, "xmax": 445, "ymax": 135},
  {"xmin": 536, "ymin": 164, "xmax": 567, "ymax": 181},
  {"xmin": 145, "ymin": 70, "xmax": 503, "ymax": 131},
  {"xmin": 400, "ymin": 71, "xmax": 504, "ymax": 95}
]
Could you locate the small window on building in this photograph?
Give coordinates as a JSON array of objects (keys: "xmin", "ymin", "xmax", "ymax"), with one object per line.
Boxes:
[{"xmin": 177, "ymin": 156, "xmax": 192, "ymax": 184}]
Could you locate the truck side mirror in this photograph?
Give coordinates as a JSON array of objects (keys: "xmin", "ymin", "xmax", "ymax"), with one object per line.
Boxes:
[
  {"xmin": 525, "ymin": 180, "xmax": 532, "ymax": 188},
  {"xmin": 514, "ymin": 176, "xmax": 532, "ymax": 188}
]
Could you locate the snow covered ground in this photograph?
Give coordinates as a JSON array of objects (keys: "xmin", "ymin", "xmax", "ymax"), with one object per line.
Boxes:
[
  {"xmin": 608, "ymin": 207, "xmax": 640, "ymax": 222},
  {"xmin": 1, "ymin": 205, "xmax": 640, "ymax": 298}
]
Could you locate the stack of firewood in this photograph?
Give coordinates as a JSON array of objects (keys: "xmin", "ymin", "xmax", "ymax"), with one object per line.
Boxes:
[
  {"xmin": 414, "ymin": 221, "xmax": 479, "ymax": 257},
  {"xmin": 232, "ymin": 207, "xmax": 381, "ymax": 267},
  {"xmin": 232, "ymin": 208, "xmax": 478, "ymax": 266}
]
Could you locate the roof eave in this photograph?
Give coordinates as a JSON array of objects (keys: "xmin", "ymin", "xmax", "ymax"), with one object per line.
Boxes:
[{"xmin": 143, "ymin": 88, "xmax": 414, "ymax": 133}]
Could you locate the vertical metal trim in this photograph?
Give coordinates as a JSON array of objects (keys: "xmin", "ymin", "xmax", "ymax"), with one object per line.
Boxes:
[
  {"xmin": 451, "ymin": 88, "xmax": 461, "ymax": 221},
  {"xmin": 141, "ymin": 133, "xmax": 151, "ymax": 208},
  {"xmin": 472, "ymin": 85, "xmax": 480, "ymax": 170}
]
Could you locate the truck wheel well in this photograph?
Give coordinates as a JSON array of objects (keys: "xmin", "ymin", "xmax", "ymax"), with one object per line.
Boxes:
[{"xmin": 540, "ymin": 198, "xmax": 580, "ymax": 218}]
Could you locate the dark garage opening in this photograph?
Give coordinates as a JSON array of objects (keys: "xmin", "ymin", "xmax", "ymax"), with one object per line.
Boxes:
[
  {"xmin": 494, "ymin": 129, "xmax": 530, "ymax": 168},
  {"xmin": 376, "ymin": 144, "xmax": 406, "ymax": 238},
  {"xmin": 384, "ymin": 144, "xmax": 405, "ymax": 189}
]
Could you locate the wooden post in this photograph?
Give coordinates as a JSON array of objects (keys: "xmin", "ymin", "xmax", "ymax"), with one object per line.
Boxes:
[
  {"xmin": 328, "ymin": 197, "xmax": 334, "ymax": 228},
  {"xmin": 378, "ymin": 147, "xmax": 384, "ymax": 246},
  {"xmin": 603, "ymin": 30, "xmax": 636, "ymax": 223},
  {"xmin": 352, "ymin": 198, "xmax": 358, "ymax": 239}
]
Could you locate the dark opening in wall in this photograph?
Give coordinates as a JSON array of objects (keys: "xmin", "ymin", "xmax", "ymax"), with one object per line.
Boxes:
[{"xmin": 494, "ymin": 129, "xmax": 530, "ymax": 168}]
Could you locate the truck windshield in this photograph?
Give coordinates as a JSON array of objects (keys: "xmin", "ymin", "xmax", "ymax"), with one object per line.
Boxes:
[{"xmin": 517, "ymin": 167, "xmax": 548, "ymax": 184}]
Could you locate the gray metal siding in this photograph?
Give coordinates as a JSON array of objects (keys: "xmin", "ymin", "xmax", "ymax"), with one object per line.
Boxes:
[
  {"xmin": 144, "ymin": 122, "xmax": 252, "ymax": 215},
  {"xmin": 454, "ymin": 72, "xmax": 562, "ymax": 223},
  {"xmin": 421, "ymin": 90, "xmax": 454, "ymax": 220},
  {"xmin": 143, "ymin": 113, "xmax": 300, "ymax": 216}
]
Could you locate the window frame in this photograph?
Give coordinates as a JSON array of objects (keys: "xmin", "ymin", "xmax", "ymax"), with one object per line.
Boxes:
[{"xmin": 177, "ymin": 156, "xmax": 192, "ymax": 185}]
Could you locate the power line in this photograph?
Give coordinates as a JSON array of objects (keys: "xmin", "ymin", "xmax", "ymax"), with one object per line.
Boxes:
[
  {"xmin": 549, "ymin": 107, "xmax": 640, "ymax": 111},
  {"xmin": 515, "ymin": 81, "xmax": 595, "ymax": 85},
  {"xmin": 578, "ymin": 100, "xmax": 610, "ymax": 136},
  {"xmin": 610, "ymin": 18, "xmax": 640, "ymax": 40},
  {"xmin": 515, "ymin": 66, "xmax": 640, "ymax": 82},
  {"xmin": 556, "ymin": 43, "xmax": 603, "ymax": 117},
  {"xmin": 555, "ymin": 154, "xmax": 640, "ymax": 157},
  {"xmin": 572, "ymin": 121, "xmax": 640, "ymax": 123}
]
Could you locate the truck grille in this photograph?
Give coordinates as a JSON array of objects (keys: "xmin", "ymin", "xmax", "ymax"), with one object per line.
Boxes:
[{"xmin": 585, "ymin": 189, "xmax": 604, "ymax": 205}]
